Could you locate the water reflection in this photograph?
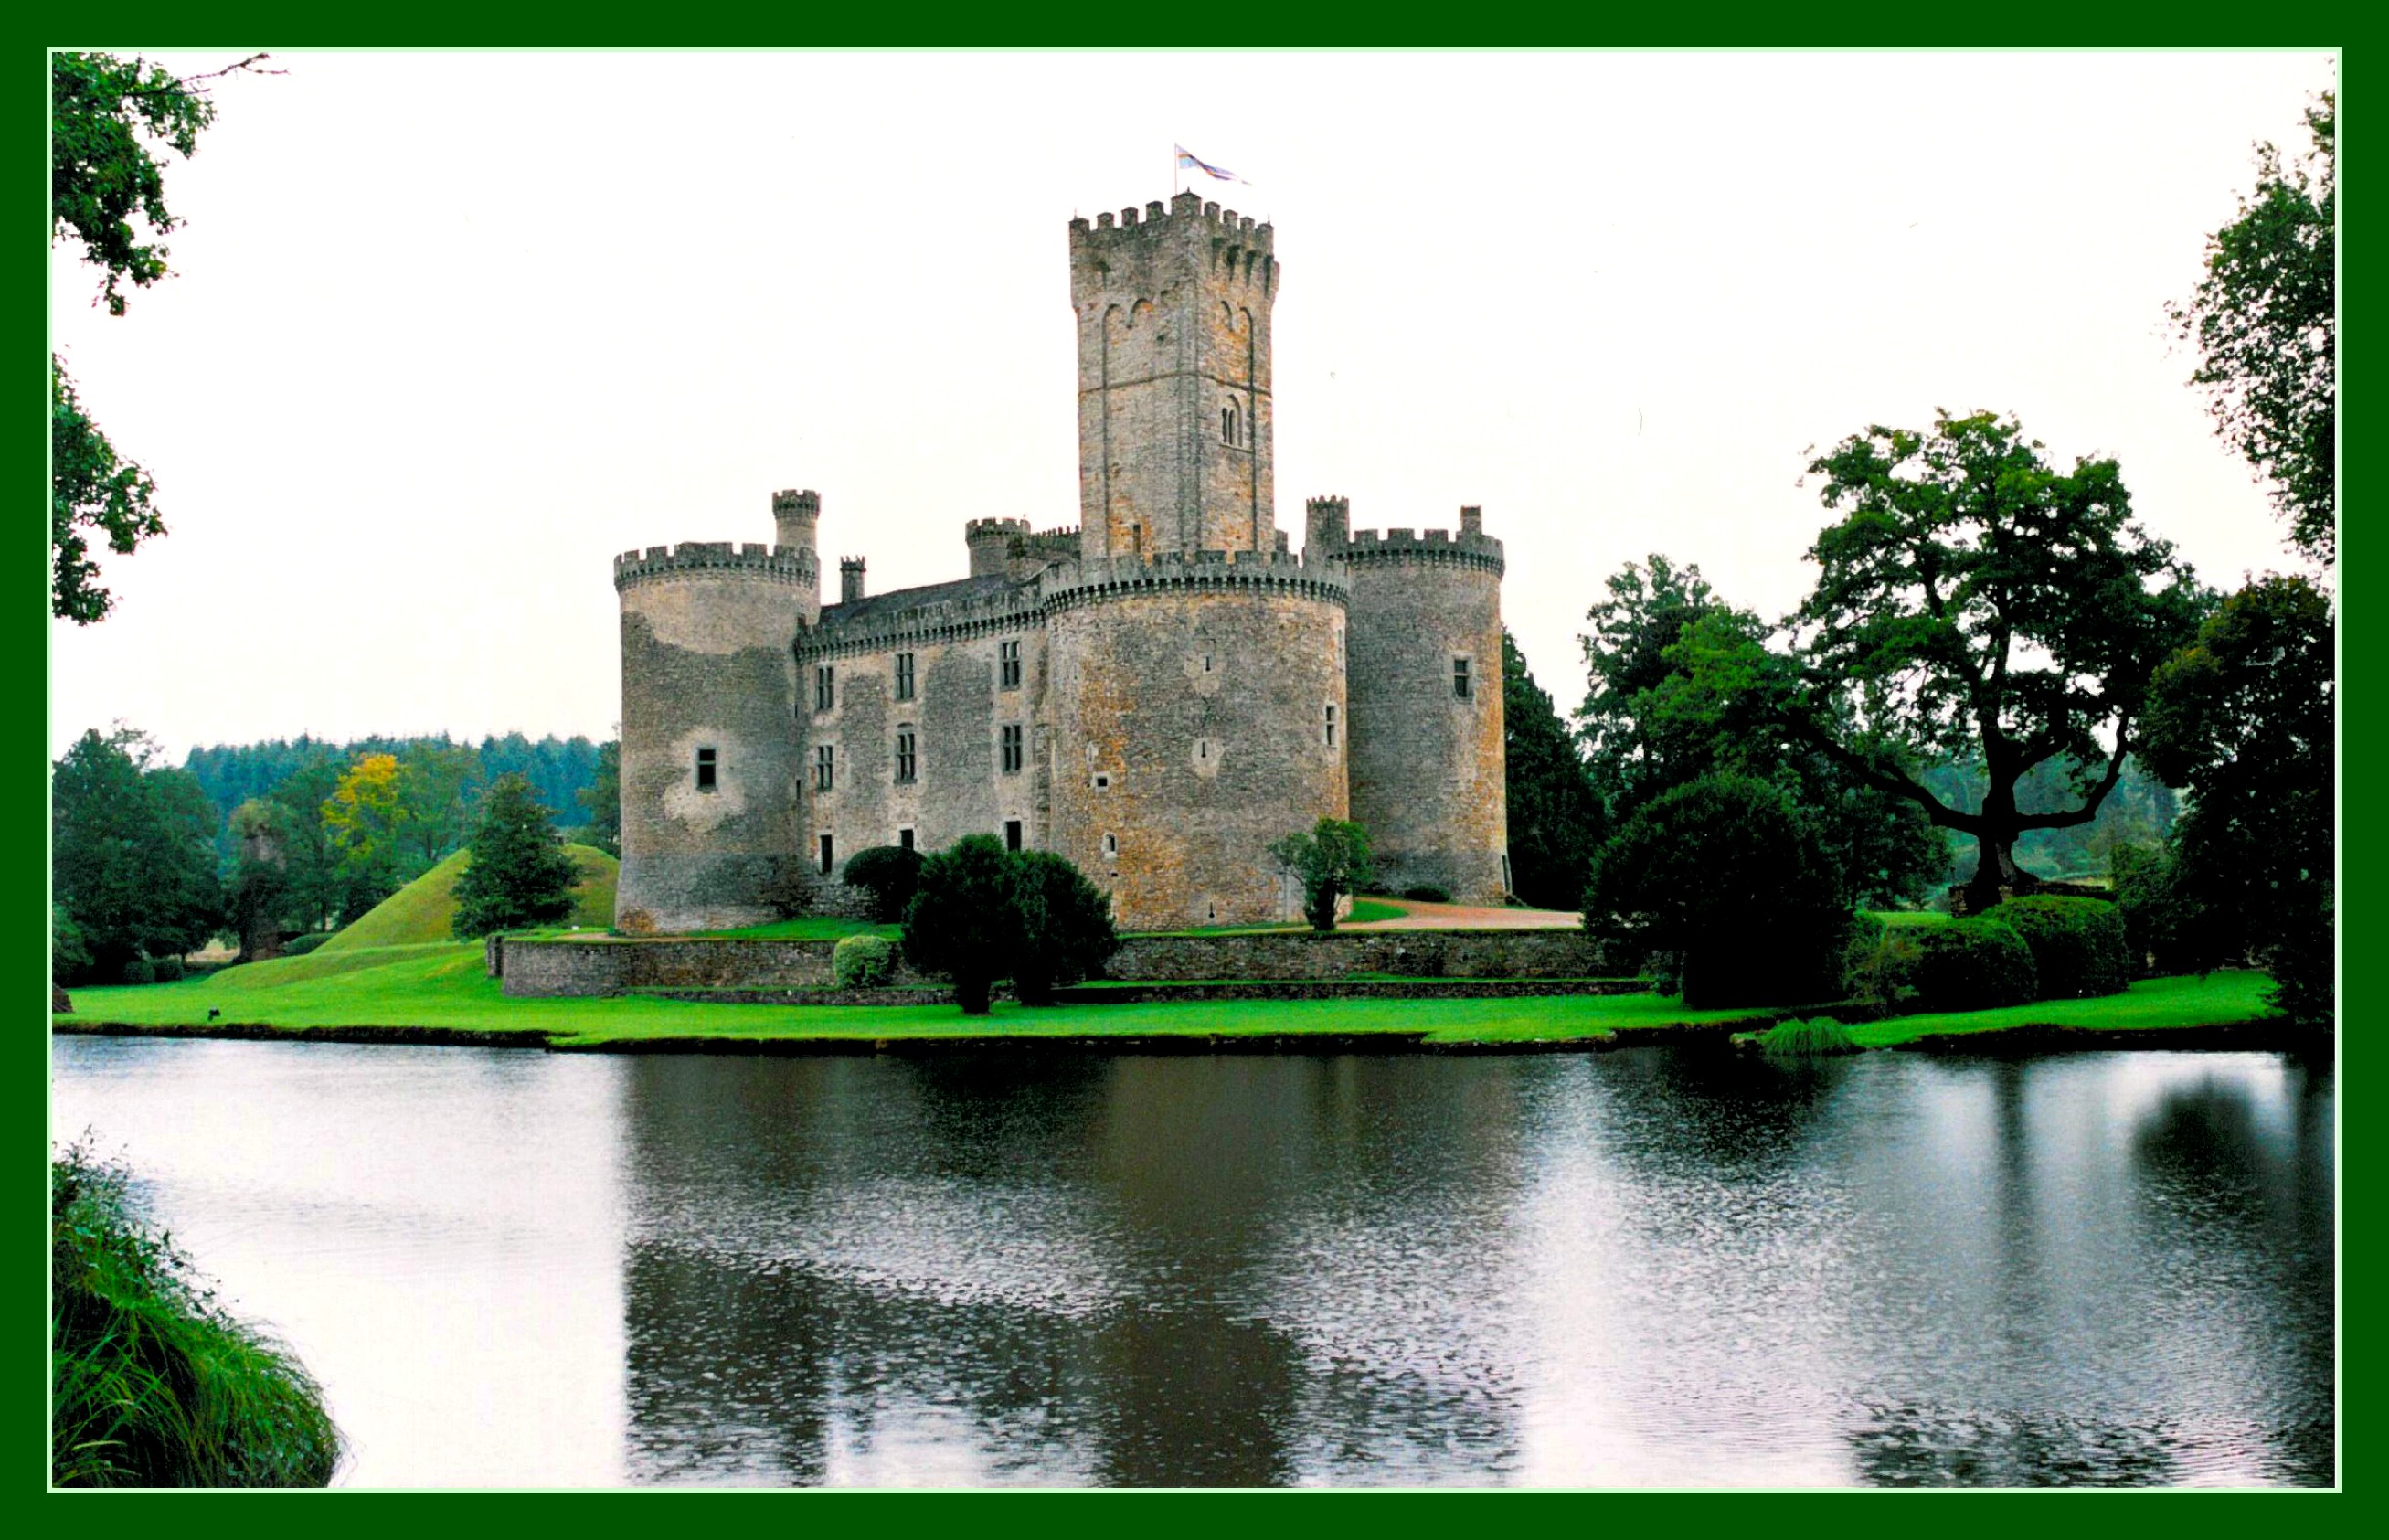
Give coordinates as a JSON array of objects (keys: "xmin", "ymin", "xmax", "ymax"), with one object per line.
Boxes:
[{"xmin": 51, "ymin": 1039, "xmax": 2333, "ymax": 1488}]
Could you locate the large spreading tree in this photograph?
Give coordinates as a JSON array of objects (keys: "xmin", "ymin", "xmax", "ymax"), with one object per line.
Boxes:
[
  {"xmin": 1502, "ymin": 631, "xmax": 1607, "ymax": 911},
  {"xmin": 1792, "ymin": 411, "xmax": 2210, "ymax": 909},
  {"xmin": 2167, "ymin": 91, "xmax": 2335, "ymax": 567},
  {"xmin": 52, "ymin": 728, "xmax": 224, "ymax": 981}
]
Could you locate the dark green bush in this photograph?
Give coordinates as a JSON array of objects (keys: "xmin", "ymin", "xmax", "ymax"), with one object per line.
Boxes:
[
  {"xmin": 1401, "ymin": 884, "xmax": 1452, "ymax": 904},
  {"xmin": 901, "ymin": 835, "xmax": 1024, "ymax": 1014},
  {"xmin": 281, "ymin": 932, "xmax": 332, "ymax": 957},
  {"xmin": 842, "ymin": 844, "xmax": 926, "ymax": 923},
  {"xmin": 52, "ymin": 1143, "xmax": 340, "ymax": 1486},
  {"xmin": 1997, "ymin": 896, "xmax": 2129, "ymax": 998},
  {"xmin": 151, "ymin": 956, "xmax": 186, "ymax": 983},
  {"xmin": 120, "ymin": 958, "xmax": 155, "ymax": 985},
  {"xmin": 1900, "ymin": 918, "xmax": 2038, "ymax": 1013},
  {"xmin": 1757, "ymin": 1015, "xmax": 1863, "ymax": 1057},
  {"xmin": 1010, "ymin": 850, "xmax": 1119, "ymax": 1005},
  {"xmin": 832, "ymin": 933, "xmax": 896, "ymax": 989}
]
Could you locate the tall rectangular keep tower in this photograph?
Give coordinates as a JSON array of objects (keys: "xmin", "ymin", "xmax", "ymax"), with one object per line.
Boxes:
[{"xmin": 1068, "ymin": 189, "xmax": 1279, "ymax": 560}]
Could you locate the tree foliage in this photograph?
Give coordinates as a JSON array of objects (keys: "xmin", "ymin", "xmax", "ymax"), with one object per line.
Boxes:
[
  {"xmin": 450, "ymin": 775, "xmax": 578, "ymax": 939},
  {"xmin": 1583, "ymin": 773, "xmax": 1851, "ymax": 1007},
  {"xmin": 320, "ymin": 753, "xmax": 409, "ymax": 919},
  {"xmin": 1793, "ymin": 411, "xmax": 2209, "ymax": 907},
  {"xmin": 1010, "ymin": 851, "xmax": 1120, "ymax": 1005},
  {"xmin": 901, "ymin": 834, "xmax": 1025, "ymax": 1014},
  {"xmin": 52, "ymin": 728, "xmax": 223, "ymax": 982},
  {"xmin": 2139, "ymin": 574, "xmax": 2334, "ymax": 1025},
  {"xmin": 1269, "ymin": 818, "xmax": 1375, "ymax": 933},
  {"xmin": 1502, "ymin": 631, "xmax": 1607, "ymax": 910},
  {"xmin": 49, "ymin": 50, "xmax": 268, "ymax": 623},
  {"xmin": 576, "ymin": 739, "xmax": 621, "ymax": 855},
  {"xmin": 1579, "ymin": 556, "xmax": 1944, "ymax": 908},
  {"xmin": 843, "ymin": 844, "xmax": 926, "ymax": 923},
  {"xmin": 2167, "ymin": 92, "xmax": 2336, "ymax": 566}
]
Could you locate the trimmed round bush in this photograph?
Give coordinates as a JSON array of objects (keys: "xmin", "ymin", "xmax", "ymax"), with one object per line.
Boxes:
[
  {"xmin": 1900, "ymin": 918, "xmax": 2038, "ymax": 1013},
  {"xmin": 281, "ymin": 932, "xmax": 333, "ymax": 957},
  {"xmin": 833, "ymin": 933, "xmax": 897, "ymax": 990},
  {"xmin": 151, "ymin": 956, "xmax": 186, "ymax": 983},
  {"xmin": 119, "ymin": 958, "xmax": 156, "ymax": 985},
  {"xmin": 1996, "ymin": 896, "xmax": 2129, "ymax": 999},
  {"xmin": 842, "ymin": 845, "xmax": 925, "ymax": 923},
  {"xmin": 1401, "ymin": 884, "xmax": 1453, "ymax": 904}
]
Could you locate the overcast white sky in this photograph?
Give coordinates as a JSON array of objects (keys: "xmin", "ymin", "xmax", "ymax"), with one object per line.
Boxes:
[{"xmin": 48, "ymin": 48, "xmax": 2332, "ymax": 764}]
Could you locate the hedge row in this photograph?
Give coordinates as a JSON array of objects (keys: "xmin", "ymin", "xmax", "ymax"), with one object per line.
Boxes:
[{"xmin": 1844, "ymin": 897, "xmax": 2129, "ymax": 1014}]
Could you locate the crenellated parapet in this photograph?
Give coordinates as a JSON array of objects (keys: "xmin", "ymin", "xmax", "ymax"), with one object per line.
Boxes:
[
  {"xmin": 1036, "ymin": 547, "xmax": 1347, "ymax": 616},
  {"xmin": 1335, "ymin": 526, "xmax": 1506, "ymax": 578},
  {"xmin": 614, "ymin": 541, "xmax": 819, "ymax": 591},
  {"xmin": 795, "ymin": 579, "xmax": 1046, "ymax": 662}
]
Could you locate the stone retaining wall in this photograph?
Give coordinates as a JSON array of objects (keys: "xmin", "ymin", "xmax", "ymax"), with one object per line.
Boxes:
[{"xmin": 495, "ymin": 926, "xmax": 1609, "ymax": 999}]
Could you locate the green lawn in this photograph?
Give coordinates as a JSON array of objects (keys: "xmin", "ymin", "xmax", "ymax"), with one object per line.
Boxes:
[
  {"xmin": 1850, "ymin": 971, "xmax": 2278, "ymax": 1046},
  {"xmin": 1867, "ymin": 909, "xmax": 1951, "ymax": 929},
  {"xmin": 694, "ymin": 916, "xmax": 900, "ymax": 941},
  {"xmin": 56, "ymin": 943, "xmax": 2278, "ymax": 1053},
  {"xmin": 321, "ymin": 844, "xmax": 618, "ymax": 952}
]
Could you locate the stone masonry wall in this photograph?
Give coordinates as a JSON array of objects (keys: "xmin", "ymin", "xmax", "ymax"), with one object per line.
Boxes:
[{"xmin": 496, "ymin": 928, "xmax": 1611, "ymax": 997}]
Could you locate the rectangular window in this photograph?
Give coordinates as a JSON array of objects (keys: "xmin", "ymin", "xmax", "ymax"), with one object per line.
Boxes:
[
  {"xmin": 815, "ymin": 744, "xmax": 835, "ymax": 791},
  {"xmin": 1091, "ymin": 771, "xmax": 1111, "ymax": 791},
  {"xmin": 1001, "ymin": 724, "xmax": 1024, "ymax": 773},
  {"xmin": 894, "ymin": 651, "xmax": 916, "ymax": 702},
  {"xmin": 895, "ymin": 729, "xmax": 917, "ymax": 783},
  {"xmin": 1453, "ymin": 656, "xmax": 1472, "ymax": 700},
  {"xmin": 898, "ymin": 827, "xmax": 914, "ymax": 852},
  {"xmin": 1004, "ymin": 820, "xmax": 1023, "ymax": 853},
  {"xmin": 999, "ymin": 639, "xmax": 1022, "ymax": 690},
  {"xmin": 815, "ymin": 665, "xmax": 835, "ymax": 712},
  {"xmin": 819, "ymin": 834, "xmax": 834, "ymax": 875},
  {"xmin": 1323, "ymin": 705, "xmax": 1337, "ymax": 749},
  {"xmin": 1101, "ymin": 833, "xmax": 1119, "ymax": 860},
  {"xmin": 695, "ymin": 746, "xmax": 717, "ymax": 791}
]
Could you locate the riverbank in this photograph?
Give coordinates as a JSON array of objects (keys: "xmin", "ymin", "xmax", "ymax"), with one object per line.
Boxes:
[{"xmin": 50, "ymin": 941, "xmax": 2296, "ymax": 1055}]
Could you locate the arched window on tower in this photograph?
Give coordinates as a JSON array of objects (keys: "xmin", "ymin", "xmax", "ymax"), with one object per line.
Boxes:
[{"xmin": 1222, "ymin": 398, "xmax": 1241, "ymax": 447}]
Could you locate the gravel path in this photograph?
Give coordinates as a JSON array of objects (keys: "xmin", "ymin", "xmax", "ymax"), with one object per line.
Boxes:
[{"xmin": 1343, "ymin": 899, "xmax": 1582, "ymax": 931}]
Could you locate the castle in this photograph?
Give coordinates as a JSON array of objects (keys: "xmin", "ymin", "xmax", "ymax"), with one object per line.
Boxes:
[{"xmin": 612, "ymin": 188, "xmax": 1507, "ymax": 934}]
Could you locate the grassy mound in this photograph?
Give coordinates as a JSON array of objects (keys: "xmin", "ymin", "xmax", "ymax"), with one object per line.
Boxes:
[
  {"xmin": 321, "ymin": 844, "xmax": 617, "ymax": 953},
  {"xmin": 52, "ymin": 1143, "xmax": 340, "ymax": 1486}
]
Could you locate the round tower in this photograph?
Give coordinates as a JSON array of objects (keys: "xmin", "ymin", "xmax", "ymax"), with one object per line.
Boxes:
[
  {"xmin": 1043, "ymin": 550, "xmax": 1349, "ymax": 930},
  {"xmin": 612, "ymin": 491, "xmax": 823, "ymax": 933},
  {"xmin": 1335, "ymin": 506, "xmax": 1508, "ymax": 903}
]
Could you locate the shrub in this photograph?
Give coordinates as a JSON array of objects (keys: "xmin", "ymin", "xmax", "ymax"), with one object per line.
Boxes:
[
  {"xmin": 842, "ymin": 844, "xmax": 925, "ymax": 924},
  {"xmin": 53, "ymin": 905, "xmax": 92, "ymax": 984},
  {"xmin": 1584, "ymin": 773, "xmax": 1852, "ymax": 1007},
  {"xmin": 1757, "ymin": 1015, "xmax": 1863, "ymax": 1057},
  {"xmin": 1401, "ymin": 884, "xmax": 1452, "ymax": 904},
  {"xmin": 1997, "ymin": 896, "xmax": 2129, "ymax": 998},
  {"xmin": 281, "ymin": 932, "xmax": 332, "ymax": 957},
  {"xmin": 451, "ymin": 774, "xmax": 578, "ymax": 939},
  {"xmin": 1269, "ymin": 819, "xmax": 1375, "ymax": 932},
  {"xmin": 151, "ymin": 956, "xmax": 186, "ymax": 983},
  {"xmin": 1839, "ymin": 912, "xmax": 1900, "ymax": 1014},
  {"xmin": 901, "ymin": 835, "xmax": 1025, "ymax": 1014},
  {"xmin": 120, "ymin": 958, "xmax": 155, "ymax": 985},
  {"xmin": 832, "ymin": 933, "xmax": 897, "ymax": 989},
  {"xmin": 1900, "ymin": 918, "xmax": 2038, "ymax": 1013},
  {"xmin": 1011, "ymin": 851, "xmax": 1119, "ymax": 1005},
  {"xmin": 52, "ymin": 1143, "xmax": 341, "ymax": 1486}
]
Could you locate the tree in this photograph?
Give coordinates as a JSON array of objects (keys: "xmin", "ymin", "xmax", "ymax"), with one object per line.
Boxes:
[
  {"xmin": 321, "ymin": 752, "xmax": 409, "ymax": 921},
  {"xmin": 226, "ymin": 799, "xmax": 296, "ymax": 960},
  {"xmin": 2139, "ymin": 575, "xmax": 2334, "ymax": 1025},
  {"xmin": 1793, "ymin": 410, "xmax": 2209, "ymax": 910},
  {"xmin": 50, "ymin": 51, "xmax": 269, "ymax": 622},
  {"xmin": 268, "ymin": 749, "xmax": 350, "ymax": 934},
  {"xmin": 2168, "ymin": 92, "xmax": 2335, "ymax": 567},
  {"xmin": 1584, "ymin": 773, "xmax": 1851, "ymax": 1008},
  {"xmin": 1010, "ymin": 851, "xmax": 1120, "ymax": 1005},
  {"xmin": 576, "ymin": 739, "xmax": 621, "ymax": 855},
  {"xmin": 395, "ymin": 739, "xmax": 483, "ymax": 870},
  {"xmin": 1578, "ymin": 558, "xmax": 1944, "ymax": 908},
  {"xmin": 1502, "ymin": 632, "xmax": 1608, "ymax": 911},
  {"xmin": 450, "ymin": 775, "xmax": 579, "ymax": 939},
  {"xmin": 1269, "ymin": 818, "xmax": 1375, "ymax": 933},
  {"xmin": 900, "ymin": 835, "xmax": 1025, "ymax": 1014},
  {"xmin": 52, "ymin": 728, "xmax": 223, "ymax": 981}
]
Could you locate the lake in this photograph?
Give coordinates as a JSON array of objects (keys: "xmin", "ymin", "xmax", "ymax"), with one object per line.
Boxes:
[{"xmin": 49, "ymin": 1036, "xmax": 2335, "ymax": 1488}]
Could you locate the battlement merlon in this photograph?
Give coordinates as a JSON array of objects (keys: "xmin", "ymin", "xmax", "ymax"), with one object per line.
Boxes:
[
  {"xmin": 1035, "ymin": 547, "xmax": 1349, "ymax": 615},
  {"xmin": 614, "ymin": 540, "xmax": 820, "ymax": 591},
  {"xmin": 1336, "ymin": 518, "xmax": 1506, "ymax": 578},
  {"xmin": 1068, "ymin": 189, "xmax": 1276, "ymax": 250}
]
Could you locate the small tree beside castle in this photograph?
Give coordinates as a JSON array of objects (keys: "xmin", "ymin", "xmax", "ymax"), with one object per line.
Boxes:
[
  {"xmin": 451, "ymin": 774, "xmax": 578, "ymax": 939},
  {"xmin": 900, "ymin": 837, "xmax": 1119, "ymax": 1014},
  {"xmin": 1270, "ymin": 819, "xmax": 1375, "ymax": 934}
]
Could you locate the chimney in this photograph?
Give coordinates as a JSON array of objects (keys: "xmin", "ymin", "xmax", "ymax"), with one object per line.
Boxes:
[
  {"xmin": 839, "ymin": 556, "xmax": 865, "ymax": 603},
  {"xmin": 1460, "ymin": 505, "xmax": 1483, "ymax": 536}
]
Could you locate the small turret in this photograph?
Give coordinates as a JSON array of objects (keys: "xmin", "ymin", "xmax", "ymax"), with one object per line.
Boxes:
[
  {"xmin": 772, "ymin": 488, "xmax": 821, "ymax": 555},
  {"xmin": 966, "ymin": 517, "xmax": 1032, "ymax": 579},
  {"xmin": 1305, "ymin": 494, "xmax": 1350, "ymax": 557},
  {"xmin": 839, "ymin": 556, "xmax": 865, "ymax": 603}
]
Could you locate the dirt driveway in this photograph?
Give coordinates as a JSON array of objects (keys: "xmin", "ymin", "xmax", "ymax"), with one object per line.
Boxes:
[{"xmin": 1343, "ymin": 899, "xmax": 1581, "ymax": 931}]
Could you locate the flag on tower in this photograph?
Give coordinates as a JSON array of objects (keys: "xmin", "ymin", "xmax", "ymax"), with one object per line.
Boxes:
[{"xmin": 1174, "ymin": 144, "xmax": 1247, "ymax": 185}]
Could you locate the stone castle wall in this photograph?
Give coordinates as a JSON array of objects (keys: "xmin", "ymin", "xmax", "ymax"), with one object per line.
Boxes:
[
  {"xmin": 1334, "ymin": 524, "xmax": 1510, "ymax": 902},
  {"xmin": 1044, "ymin": 554, "xmax": 1347, "ymax": 931},
  {"xmin": 614, "ymin": 547, "xmax": 816, "ymax": 932}
]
